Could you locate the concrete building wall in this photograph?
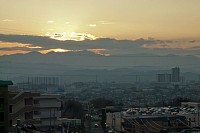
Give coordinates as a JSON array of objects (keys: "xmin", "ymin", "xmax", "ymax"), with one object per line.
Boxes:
[
  {"xmin": 12, "ymin": 99, "xmax": 25, "ymax": 114},
  {"xmin": 38, "ymin": 109, "xmax": 61, "ymax": 118},
  {"xmin": 0, "ymin": 81, "xmax": 13, "ymax": 133},
  {"xmin": 39, "ymin": 98, "xmax": 61, "ymax": 108},
  {"xmin": 7, "ymin": 90, "xmax": 63, "ymax": 132}
]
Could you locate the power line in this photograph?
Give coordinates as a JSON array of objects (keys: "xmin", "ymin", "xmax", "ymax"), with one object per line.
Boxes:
[
  {"xmin": 177, "ymin": 119, "xmax": 192, "ymax": 128},
  {"xmin": 145, "ymin": 119, "xmax": 161, "ymax": 131},
  {"xmin": 140, "ymin": 119, "xmax": 159, "ymax": 133},
  {"xmin": 149, "ymin": 119, "xmax": 164, "ymax": 129}
]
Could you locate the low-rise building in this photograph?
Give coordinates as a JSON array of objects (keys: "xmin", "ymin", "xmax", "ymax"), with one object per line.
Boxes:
[
  {"xmin": 0, "ymin": 80, "xmax": 13, "ymax": 133},
  {"xmin": 6, "ymin": 90, "xmax": 62, "ymax": 132}
]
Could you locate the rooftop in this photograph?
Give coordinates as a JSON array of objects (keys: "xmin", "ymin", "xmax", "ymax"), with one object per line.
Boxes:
[
  {"xmin": 123, "ymin": 114, "xmax": 186, "ymax": 121},
  {"xmin": 0, "ymin": 80, "xmax": 13, "ymax": 87}
]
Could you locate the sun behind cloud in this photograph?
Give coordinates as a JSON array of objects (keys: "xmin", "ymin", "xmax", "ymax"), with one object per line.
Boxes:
[
  {"xmin": 39, "ymin": 48, "xmax": 72, "ymax": 54},
  {"xmin": 45, "ymin": 32, "xmax": 97, "ymax": 41}
]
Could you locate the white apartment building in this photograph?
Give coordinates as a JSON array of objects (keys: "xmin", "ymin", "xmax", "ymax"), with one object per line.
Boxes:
[
  {"xmin": 8, "ymin": 91, "xmax": 62, "ymax": 132},
  {"xmin": 33, "ymin": 93, "xmax": 62, "ymax": 131}
]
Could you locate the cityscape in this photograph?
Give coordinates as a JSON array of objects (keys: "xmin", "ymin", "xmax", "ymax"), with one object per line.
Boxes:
[
  {"xmin": 1, "ymin": 66, "xmax": 200, "ymax": 133},
  {"xmin": 1, "ymin": 0, "xmax": 200, "ymax": 133}
]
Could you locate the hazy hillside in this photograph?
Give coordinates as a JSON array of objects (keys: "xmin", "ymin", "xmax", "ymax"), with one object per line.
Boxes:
[{"xmin": 0, "ymin": 51, "xmax": 199, "ymax": 83}]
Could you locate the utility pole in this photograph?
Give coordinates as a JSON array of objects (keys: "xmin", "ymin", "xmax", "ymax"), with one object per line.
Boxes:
[
  {"xmin": 61, "ymin": 122, "xmax": 65, "ymax": 133},
  {"xmin": 49, "ymin": 108, "xmax": 52, "ymax": 133},
  {"xmin": 113, "ymin": 114, "xmax": 116, "ymax": 131},
  {"xmin": 198, "ymin": 105, "xmax": 200, "ymax": 126},
  {"xmin": 132, "ymin": 124, "xmax": 134, "ymax": 133},
  {"xmin": 54, "ymin": 108, "xmax": 56, "ymax": 131},
  {"xmin": 120, "ymin": 114, "xmax": 122, "ymax": 132},
  {"xmin": 86, "ymin": 103, "xmax": 92, "ymax": 133},
  {"xmin": 16, "ymin": 119, "xmax": 21, "ymax": 133}
]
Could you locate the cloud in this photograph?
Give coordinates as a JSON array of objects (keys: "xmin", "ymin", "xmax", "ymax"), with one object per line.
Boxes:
[
  {"xmin": 0, "ymin": 42, "xmax": 43, "ymax": 52},
  {"xmin": 99, "ymin": 21, "xmax": 114, "ymax": 25},
  {"xmin": 45, "ymin": 32, "xmax": 67, "ymax": 41},
  {"xmin": 0, "ymin": 34, "xmax": 152, "ymax": 55},
  {"xmin": 47, "ymin": 20, "xmax": 54, "ymax": 23},
  {"xmin": 39, "ymin": 48, "xmax": 80, "ymax": 54},
  {"xmin": 88, "ymin": 24, "xmax": 96, "ymax": 27},
  {"xmin": 142, "ymin": 39, "xmax": 200, "ymax": 50},
  {"xmin": 2, "ymin": 19, "xmax": 15, "ymax": 22},
  {"xmin": 45, "ymin": 32, "xmax": 97, "ymax": 41},
  {"xmin": 0, "ymin": 50, "xmax": 29, "ymax": 56},
  {"xmin": 87, "ymin": 49, "xmax": 110, "ymax": 56},
  {"xmin": 0, "ymin": 34, "xmax": 200, "ymax": 57},
  {"xmin": 65, "ymin": 22, "xmax": 70, "ymax": 24}
]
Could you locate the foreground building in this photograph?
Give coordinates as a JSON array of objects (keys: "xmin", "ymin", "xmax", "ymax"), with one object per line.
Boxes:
[
  {"xmin": 0, "ymin": 80, "xmax": 13, "ymax": 133},
  {"xmin": 8, "ymin": 91, "xmax": 62, "ymax": 132},
  {"xmin": 0, "ymin": 80, "xmax": 83, "ymax": 133}
]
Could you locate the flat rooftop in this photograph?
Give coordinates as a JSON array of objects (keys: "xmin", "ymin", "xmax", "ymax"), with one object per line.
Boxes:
[
  {"xmin": 0, "ymin": 80, "xmax": 13, "ymax": 87},
  {"xmin": 123, "ymin": 114, "xmax": 186, "ymax": 121}
]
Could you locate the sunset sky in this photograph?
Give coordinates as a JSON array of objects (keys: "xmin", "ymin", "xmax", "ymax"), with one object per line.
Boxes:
[
  {"xmin": 1, "ymin": 0, "xmax": 200, "ymax": 39},
  {"xmin": 0, "ymin": 0, "xmax": 200, "ymax": 56}
]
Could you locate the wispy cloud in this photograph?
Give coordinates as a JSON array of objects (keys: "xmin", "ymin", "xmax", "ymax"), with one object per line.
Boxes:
[
  {"xmin": 88, "ymin": 24, "xmax": 97, "ymax": 27},
  {"xmin": 47, "ymin": 20, "xmax": 54, "ymax": 23},
  {"xmin": 65, "ymin": 22, "xmax": 70, "ymax": 24},
  {"xmin": 45, "ymin": 32, "xmax": 97, "ymax": 41},
  {"xmin": 39, "ymin": 48, "xmax": 76, "ymax": 54},
  {"xmin": 142, "ymin": 40, "xmax": 200, "ymax": 50},
  {"xmin": 0, "ymin": 42, "xmax": 42, "ymax": 51},
  {"xmin": 99, "ymin": 21, "xmax": 114, "ymax": 25},
  {"xmin": 87, "ymin": 49, "xmax": 110, "ymax": 56},
  {"xmin": 2, "ymin": 19, "xmax": 15, "ymax": 22},
  {"xmin": 68, "ymin": 32, "xmax": 97, "ymax": 41}
]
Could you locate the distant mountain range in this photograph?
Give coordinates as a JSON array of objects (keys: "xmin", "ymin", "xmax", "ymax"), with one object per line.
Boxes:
[{"xmin": 0, "ymin": 51, "xmax": 199, "ymax": 83}]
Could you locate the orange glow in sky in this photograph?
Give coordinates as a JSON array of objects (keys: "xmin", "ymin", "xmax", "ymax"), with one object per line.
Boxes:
[{"xmin": 0, "ymin": 0, "xmax": 200, "ymax": 40}]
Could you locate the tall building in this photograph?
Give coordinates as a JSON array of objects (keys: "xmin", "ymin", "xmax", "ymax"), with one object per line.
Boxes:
[
  {"xmin": 171, "ymin": 67, "xmax": 180, "ymax": 83},
  {"xmin": 157, "ymin": 74, "xmax": 172, "ymax": 83},
  {"xmin": 0, "ymin": 80, "xmax": 13, "ymax": 133}
]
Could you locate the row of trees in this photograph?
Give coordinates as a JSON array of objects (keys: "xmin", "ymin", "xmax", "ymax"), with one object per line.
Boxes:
[{"xmin": 62, "ymin": 98, "xmax": 115, "ymax": 119}]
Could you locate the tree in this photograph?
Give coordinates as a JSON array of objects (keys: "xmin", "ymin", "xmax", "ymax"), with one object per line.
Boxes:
[
  {"xmin": 168, "ymin": 97, "xmax": 190, "ymax": 107},
  {"xmin": 90, "ymin": 98, "xmax": 115, "ymax": 109},
  {"xmin": 62, "ymin": 100, "xmax": 84, "ymax": 119}
]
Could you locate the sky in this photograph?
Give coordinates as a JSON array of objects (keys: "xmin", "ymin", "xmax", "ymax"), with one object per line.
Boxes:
[{"xmin": 0, "ymin": 0, "xmax": 200, "ymax": 56}]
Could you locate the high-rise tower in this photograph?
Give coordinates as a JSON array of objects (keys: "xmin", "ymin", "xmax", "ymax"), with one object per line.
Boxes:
[{"xmin": 171, "ymin": 67, "xmax": 180, "ymax": 82}]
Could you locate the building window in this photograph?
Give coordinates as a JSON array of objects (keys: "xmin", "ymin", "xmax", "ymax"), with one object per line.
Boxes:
[
  {"xmin": 9, "ymin": 105, "xmax": 12, "ymax": 113},
  {"xmin": 33, "ymin": 99, "xmax": 39, "ymax": 104},
  {"xmin": 10, "ymin": 120, "xmax": 12, "ymax": 127},
  {"xmin": 25, "ymin": 98, "xmax": 33, "ymax": 105},
  {"xmin": 0, "ymin": 126, "xmax": 4, "ymax": 133},
  {"xmin": 0, "ymin": 98, "xmax": 4, "ymax": 110},
  {"xmin": 0, "ymin": 112, "xmax": 4, "ymax": 121},
  {"xmin": 25, "ymin": 112, "xmax": 33, "ymax": 120},
  {"xmin": 34, "ymin": 111, "xmax": 41, "ymax": 115}
]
